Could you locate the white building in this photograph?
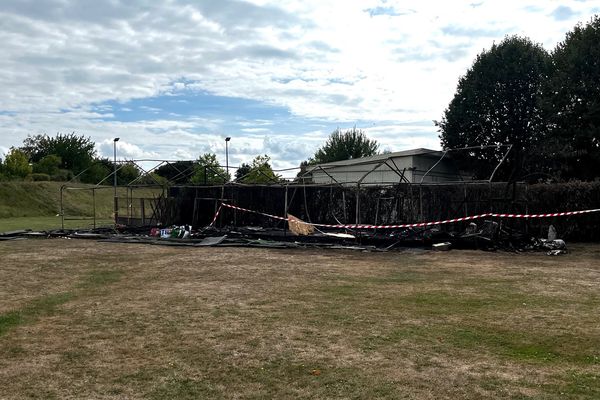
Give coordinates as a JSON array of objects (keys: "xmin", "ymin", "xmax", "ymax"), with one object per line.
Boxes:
[{"xmin": 304, "ymin": 148, "xmax": 461, "ymax": 186}]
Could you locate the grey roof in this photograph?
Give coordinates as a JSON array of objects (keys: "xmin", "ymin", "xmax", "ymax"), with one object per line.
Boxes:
[{"xmin": 308, "ymin": 148, "xmax": 444, "ymax": 170}]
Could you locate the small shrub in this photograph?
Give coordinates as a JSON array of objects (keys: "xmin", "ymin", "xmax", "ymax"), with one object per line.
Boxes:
[
  {"xmin": 31, "ymin": 173, "xmax": 51, "ymax": 181},
  {"xmin": 51, "ymin": 169, "xmax": 74, "ymax": 182}
]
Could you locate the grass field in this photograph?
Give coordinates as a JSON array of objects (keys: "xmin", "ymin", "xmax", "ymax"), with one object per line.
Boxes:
[
  {"xmin": 1, "ymin": 240, "xmax": 599, "ymax": 399},
  {"xmin": 0, "ymin": 181, "xmax": 163, "ymax": 231}
]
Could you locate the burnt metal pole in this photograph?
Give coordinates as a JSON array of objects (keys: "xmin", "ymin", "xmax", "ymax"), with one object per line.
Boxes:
[
  {"xmin": 113, "ymin": 137, "xmax": 119, "ymax": 226},
  {"xmin": 342, "ymin": 190, "xmax": 347, "ymax": 223},
  {"xmin": 355, "ymin": 184, "xmax": 360, "ymax": 227},
  {"xmin": 93, "ymin": 188, "xmax": 96, "ymax": 229},
  {"xmin": 355, "ymin": 184, "xmax": 361, "ymax": 244},
  {"xmin": 284, "ymin": 185, "xmax": 288, "ymax": 237},
  {"xmin": 60, "ymin": 185, "xmax": 65, "ymax": 230},
  {"xmin": 225, "ymin": 137, "xmax": 231, "ymax": 181}
]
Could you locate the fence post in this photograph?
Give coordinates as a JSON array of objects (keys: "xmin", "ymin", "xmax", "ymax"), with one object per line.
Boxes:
[
  {"xmin": 60, "ymin": 185, "xmax": 65, "ymax": 230},
  {"xmin": 342, "ymin": 190, "xmax": 347, "ymax": 222},
  {"xmin": 114, "ymin": 196, "xmax": 119, "ymax": 226},
  {"xmin": 463, "ymin": 184, "xmax": 468, "ymax": 217},
  {"xmin": 355, "ymin": 184, "xmax": 360, "ymax": 227},
  {"xmin": 93, "ymin": 188, "xmax": 96, "ymax": 229},
  {"xmin": 419, "ymin": 185, "xmax": 423, "ymax": 222},
  {"xmin": 284, "ymin": 185, "xmax": 288, "ymax": 237}
]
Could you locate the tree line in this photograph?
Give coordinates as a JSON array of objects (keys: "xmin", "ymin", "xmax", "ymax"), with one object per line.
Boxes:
[
  {"xmin": 0, "ymin": 133, "xmax": 143, "ymax": 184},
  {"xmin": 436, "ymin": 15, "xmax": 600, "ymax": 181},
  {"xmin": 0, "ymin": 126, "xmax": 380, "ymax": 185},
  {"xmin": 0, "ymin": 133, "xmax": 286, "ymax": 185},
  {"xmin": 157, "ymin": 153, "xmax": 281, "ymax": 185}
]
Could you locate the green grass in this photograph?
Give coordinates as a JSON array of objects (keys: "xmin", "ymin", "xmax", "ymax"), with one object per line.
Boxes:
[
  {"xmin": 0, "ymin": 292, "xmax": 74, "ymax": 337},
  {"xmin": 79, "ymin": 269, "xmax": 124, "ymax": 289},
  {"xmin": 0, "ymin": 181, "xmax": 162, "ymax": 219},
  {"xmin": 0, "ymin": 181, "xmax": 162, "ymax": 230},
  {"xmin": 296, "ymin": 275, "xmax": 600, "ymax": 368},
  {"xmin": 149, "ymin": 377, "xmax": 221, "ymax": 400}
]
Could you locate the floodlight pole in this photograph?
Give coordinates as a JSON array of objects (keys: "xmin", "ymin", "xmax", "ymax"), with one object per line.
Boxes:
[{"xmin": 113, "ymin": 137, "xmax": 120, "ymax": 226}]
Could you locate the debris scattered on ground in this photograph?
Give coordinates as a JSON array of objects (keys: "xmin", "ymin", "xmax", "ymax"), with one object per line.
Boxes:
[
  {"xmin": 196, "ymin": 235, "xmax": 227, "ymax": 246},
  {"xmin": 540, "ymin": 238, "xmax": 568, "ymax": 256},
  {"xmin": 546, "ymin": 249, "xmax": 568, "ymax": 256},
  {"xmin": 548, "ymin": 225, "xmax": 558, "ymax": 241},
  {"xmin": 0, "ymin": 229, "xmax": 31, "ymax": 240},
  {"xmin": 0, "ymin": 220, "xmax": 571, "ymax": 254},
  {"xmin": 288, "ymin": 214, "xmax": 315, "ymax": 236},
  {"xmin": 432, "ymin": 242, "xmax": 451, "ymax": 251}
]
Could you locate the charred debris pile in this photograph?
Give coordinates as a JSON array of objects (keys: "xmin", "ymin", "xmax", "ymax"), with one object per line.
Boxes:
[
  {"xmin": 0, "ymin": 220, "xmax": 568, "ymax": 255},
  {"xmin": 6, "ymin": 180, "xmax": 597, "ymax": 254}
]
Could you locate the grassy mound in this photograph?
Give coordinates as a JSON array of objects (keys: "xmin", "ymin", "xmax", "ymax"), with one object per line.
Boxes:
[{"xmin": 0, "ymin": 182, "xmax": 161, "ymax": 219}]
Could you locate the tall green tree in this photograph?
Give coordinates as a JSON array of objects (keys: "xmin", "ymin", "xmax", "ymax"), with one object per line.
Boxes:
[
  {"xmin": 117, "ymin": 162, "xmax": 141, "ymax": 185},
  {"xmin": 77, "ymin": 158, "xmax": 141, "ymax": 185},
  {"xmin": 311, "ymin": 127, "xmax": 379, "ymax": 164},
  {"xmin": 544, "ymin": 15, "xmax": 600, "ymax": 180},
  {"xmin": 238, "ymin": 155, "xmax": 280, "ymax": 184},
  {"xmin": 20, "ymin": 133, "xmax": 96, "ymax": 175},
  {"xmin": 32, "ymin": 154, "xmax": 62, "ymax": 176},
  {"xmin": 235, "ymin": 163, "xmax": 252, "ymax": 181},
  {"xmin": 79, "ymin": 161, "xmax": 111, "ymax": 184},
  {"xmin": 155, "ymin": 161, "xmax": 195, "ymax": 184},
  {"xmin": 3, "ymin": 148, "xmax": 32, "ymax": 179},
  {"xmin": 436, "ymin": 36, "xmax": 551, "ymax": 180},
  {"xmin": 190, "ymin": 153, "xmax": 230, "ymax": 184}
]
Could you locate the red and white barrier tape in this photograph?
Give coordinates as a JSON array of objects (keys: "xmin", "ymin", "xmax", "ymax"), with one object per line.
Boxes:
[
  {"xmin": 209, "ymin": 204, "xmax": 223, "ymax": 227},
  {"xmin": 217, "ymin": 203, "xmax": 600, "ymax": 230}
]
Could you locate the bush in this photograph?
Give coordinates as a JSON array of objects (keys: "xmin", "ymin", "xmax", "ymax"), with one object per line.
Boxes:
[
  {"xmin": 79, "ymin": 162, "xmax": 110, "ymax": 184},
  {"xmin": 31, "ymin": 173, "xmax": 51, "ymax": 181},
  {"xmin": 50, "ymin": 169, "xmax": 74, "ymax": 182},
  {"xmin": 33, "ymin": 154, "xmax": 62, "ymax": 175},
  {"xmin": 3, "ymin": 148, "xmax": 32, "ymax": 178},
  {"xmin": 137, "ymin": 172, "xmax": 168, "ymax": 186}
]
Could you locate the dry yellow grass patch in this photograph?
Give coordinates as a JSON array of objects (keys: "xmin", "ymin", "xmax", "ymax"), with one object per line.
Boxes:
[{"xmin": 0, "ymin": 239, "xmax": 599, "ymax": 399}]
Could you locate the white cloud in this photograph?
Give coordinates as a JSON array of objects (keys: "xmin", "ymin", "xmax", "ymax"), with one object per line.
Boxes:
[
  {"xmin": 98, "ymin": 139, "xmax": 159, "ymax": 160},
  {"xmin": 0, "ymin": 0, "xmax": 597, "ymax": 168},
  {"xmin": 241, "ymin": 127, "xmax": 271, "ymax": 133}
]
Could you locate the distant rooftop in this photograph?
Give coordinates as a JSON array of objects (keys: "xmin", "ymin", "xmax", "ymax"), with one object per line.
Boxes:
[{"xmin": 309, "ymin": 148, "xmax": 444, "ymax": 169}]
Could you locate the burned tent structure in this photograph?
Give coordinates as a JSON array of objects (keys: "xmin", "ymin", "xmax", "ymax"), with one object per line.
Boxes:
[
  {"xmin": 169, "ymin": 146, "xmax": 512, "ymax": 229},
  {"xmin": 57, "ymin": 146, "xmax": 600, "ymax": 243}
]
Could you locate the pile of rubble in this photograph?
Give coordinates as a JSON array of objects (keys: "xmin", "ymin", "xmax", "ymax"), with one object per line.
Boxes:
[{"xmin": 0, "ymin": 221, "xmax": 569, "ymax": 255}]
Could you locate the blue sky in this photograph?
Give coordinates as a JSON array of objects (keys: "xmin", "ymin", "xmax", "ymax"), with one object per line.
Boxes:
[{"xmin": 0, "ymin": 0, "xmax": 598, "ymax": 175}]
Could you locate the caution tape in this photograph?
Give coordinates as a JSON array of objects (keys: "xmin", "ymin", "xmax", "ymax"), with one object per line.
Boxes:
[
  {"xmin": 209, "ymin": 204, "xmax": 223, "ymax": 227},
  {"xmin": 217, "ymin": 203, "xmax": 600, "ymax": 230}
]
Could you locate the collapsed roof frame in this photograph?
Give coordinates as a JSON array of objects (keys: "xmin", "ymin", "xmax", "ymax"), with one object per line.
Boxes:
[
  {"xmin": 57, "ymin": 145, "xmax": 514, "ymax": 229},
  {"xmin": 297, "ymin": 144, "xmax": 513, "ymax": 186}
]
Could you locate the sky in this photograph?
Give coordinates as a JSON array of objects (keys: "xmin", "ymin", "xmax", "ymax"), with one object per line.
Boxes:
[{"xmin": 0, "ymin": 0, "xmax": 598, "ymax": 175}]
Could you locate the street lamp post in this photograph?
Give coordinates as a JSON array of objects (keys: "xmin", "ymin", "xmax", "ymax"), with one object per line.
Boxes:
[
  {"xmin": 225, "ymin": 137, "xmax": 231, "ymax": 181},
  {"xmin": 113, "ymin": 137, "xmax": 120, "ymax": 225}
]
